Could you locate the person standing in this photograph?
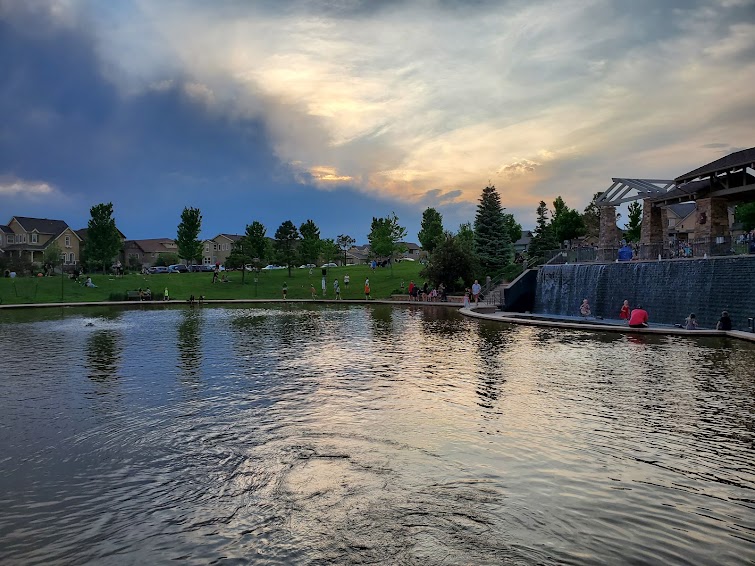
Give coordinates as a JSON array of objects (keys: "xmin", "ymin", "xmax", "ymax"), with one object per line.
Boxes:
[
  {"xmin": 334, "ymin": 279, "xmax": 341, "ymax": 300},
  {"xmin": 619, "ymin": 300, "xmax": 630, "ymax": 321},
  {"xmin": 408, "ymin": 280, "xmax": 415, "ymax": 301},
  {"xmin": 282, "ymin": 281, "xmax": 288, "ymax": 300},
  {"xmin": 628, "ymin": 306, "xmax": 649, "ymax": 328},
  {"xmin": 310, "ymin": 283, "xmax": 317, "ymax": 299},
  {"xmin": 163, "ymin": 287, "xmax": 169, "ymax": 301},
  {"xmin": 364, "ymin": 278, "xmax": 371, "ymax": 300},
  {"xmin": 344, "ymin": 273, "xmax": 350, "ymax": 290},
  {"xmin": 471, "ymin": 279, "xmax": 482, "ymax": 306},
  {"xmin": 716, "ymin": 311, "xmax": 732, "ymax": 330}
]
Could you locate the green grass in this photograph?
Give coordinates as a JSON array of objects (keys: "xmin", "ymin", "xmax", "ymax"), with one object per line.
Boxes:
[{"xmin": 0, "ymin": 263, "xmax": 425, "ymax": 305}]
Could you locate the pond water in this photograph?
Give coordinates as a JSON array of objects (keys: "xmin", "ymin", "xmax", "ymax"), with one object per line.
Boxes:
[{"xmin": 1, "ymin": 304, "xmax": 754, "ymax": 565}]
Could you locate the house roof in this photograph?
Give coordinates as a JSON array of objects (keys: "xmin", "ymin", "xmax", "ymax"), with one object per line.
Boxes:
[
  {"xmin": 0, "ymin": 225, "xmax": 10, "ymax": 233},
  {"xmin": 217, "ymin": 233, "xmax": 243, "ymax": 242},
  {"xmin": 401, "ymin": 241, "xmax": 421, "ymax": 250},
  {"xmin": 75, "ymin": 227, "xmax": 127, "ymax": 241},
  {"xmin": 666, "ymin": 202, "xmax": 696, "ymax": 219},
  {"xmin": 125, "ymin": 238, "xmax": 176, "ymax": 253},
  {"xmin": 675, "ymin": 146, "xmax": 755, "ymax": 183},
  {"xmin": 11, "ymin": 216, "xmax": 74, "ymax": 238}
]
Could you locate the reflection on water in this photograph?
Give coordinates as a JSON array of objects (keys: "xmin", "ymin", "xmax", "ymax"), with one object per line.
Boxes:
[{"xmin": 0, "ymin": 304, "xmax": 754, "ymax": 565}]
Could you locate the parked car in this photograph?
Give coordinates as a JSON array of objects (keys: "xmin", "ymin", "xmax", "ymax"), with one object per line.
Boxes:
[
  {"xmin": 189, "ymin": 264, "xmax": 204, "ymax": 272},
  {"xmin": 397, "ymin": 257, "xmax": 415, "ymax": 262},
  {"xmin": 321, "ymin": 262, "xmax": 338, "ymax": 268},
  {"xmin": 168, "ymin": 264, "xmax": 189, "ymax": 273},
  {"xmin": 299, "ymin": 263, "xmax": 316, "ymax": 269},
  {"xmin": 148, "ymin": 266, "xmax": 170, "ymax": 274},
  {"xmin": 261, "ymin": 264, "xmax": 285, "ymax": 270}
]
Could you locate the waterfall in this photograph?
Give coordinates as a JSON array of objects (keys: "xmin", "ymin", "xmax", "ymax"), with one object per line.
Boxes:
[{"xmin": 533, "ymin": 258, "xmax": 755, "ymax": 328}]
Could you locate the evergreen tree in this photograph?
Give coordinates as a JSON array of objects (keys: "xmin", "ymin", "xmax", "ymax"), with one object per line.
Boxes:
[
  {"xmin": 86, "ymin": 202, "xmax": 122, "ymax": 273},
  {"xmin": 274, "ymin": 220, "xmax": 300, "ymax": 276},
  {"xmin": 582, "ymin": 192, "xmax": 603, "ymax": 240},
  {"xmin": 336, "ymin": 234, "xmax": 356, "ymax": 266},
  {"xmin": 368, "ymin": 212, "xmax": 407, "ymax": 271},
  {"xmin": 473, "ymin": 184, "xmax": 513, "ymax": 275},
  {"xmin": 528, "ymin": 200, "xmax": 558, "ymax": 261},
  {"xmin": 624, "ymin": 201, "xmax": 643, "ymax": 242},
  {"xmin": 418, "ymin": 207, "xmax": 444, "ymax": 253},
  {"xmin": 176, "ymin": 207, "xmax": 203, "ymax": 265},
  {"xmin": 298, "ymin": 219, "xmax": 322, "ymax": 266}
]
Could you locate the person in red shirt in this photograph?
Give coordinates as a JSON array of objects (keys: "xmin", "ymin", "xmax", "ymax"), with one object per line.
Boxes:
[
  {"xmin": 408, "ymin": 280, "xmax": 415, "ymax": 301},
  {"xmin": 619, "ymin": 300, "xmax": 630, "ymax": 321},
  {"xmin": 628, "ymin": 306, "xmax": 649, "ymax": 328}
]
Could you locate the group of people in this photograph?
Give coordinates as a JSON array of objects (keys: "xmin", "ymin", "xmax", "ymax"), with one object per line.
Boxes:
[
  {"xmin": 407, "ymin": 280, "xmax": 447, "ymax": 302},
  {"xmin": 580, "ymin": 298, "xmax": 734, "ymax": 330},
  {"xmin": 284, "ymin": 273, "xmax": 370, "ymax": 300}
]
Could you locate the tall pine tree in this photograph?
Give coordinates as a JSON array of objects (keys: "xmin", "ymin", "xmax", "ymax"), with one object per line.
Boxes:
[
  {"xmin": 176, "ymin": 207, "xmax": 203, "ymax": 265},
  {"xmin": 473, "ymin": 185, "xmax": 513, "ymax": 276},
  {"xmin": 86, "ymin": 202, "xmax": 122, "ymax": 273},
  {"xmin": 418, "ymin": 207, "xmax": 444, "ymax": 253},
  {"xmin": 528, "ymin": 200, "xmax": 558, "ymax": 261}
]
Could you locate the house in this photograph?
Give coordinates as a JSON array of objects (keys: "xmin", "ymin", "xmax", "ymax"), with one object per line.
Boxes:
[
  {"xmin": 514, "ymin": 230, "xmax": 533, "ymax": 253},
  {"xmin": 123, "ymin": 238, "xmax": 178, "ymax": 268},
  {"xmin": 344, "ymin": 245, "xmax": 370, "ymax": 265},
  {"xmin": 0, "ymin": 216, "xmax": 82, "ymax": 267},
  {"xmin": 399, "ymin": 242, "xmax": 422, "ymax": 258},
  {"xmin": 665, "ymin": 203, "xmax": 697, "ymax": 240},
  {"xmin": 202, "ymin": 234, "xmax": 243, "ymax": 266}
]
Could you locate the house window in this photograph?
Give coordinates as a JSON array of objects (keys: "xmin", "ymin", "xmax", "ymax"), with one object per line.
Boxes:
[
  {"xmin": 69, "ymin": 252, "xmax": 75, "ymax": 263},
  {"xmin": 31, "ymin": 233, "xmax": 38, "ymax": 243},
  {"xmin": 213, "ymin": 244, "xmax": 217, "ymax": 251},
  {"xmin": 205, "ymin": 244, "xmax": 209, "ymax": 252},
  {"xmin": 6, "ymin": 235, "xmax": 12, "ymax": 244},
  {"xmin": 64, "ymin": 235, "xmax": 71, "ymax": 248}
]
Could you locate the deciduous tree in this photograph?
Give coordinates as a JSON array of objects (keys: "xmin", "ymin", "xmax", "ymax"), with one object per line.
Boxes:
[
  {"xmin": 245, "ymin": 221, "xmax": 268, "ymax": 264},
  {"xmin": 550, "ymin": 196, "xmax": 585, "ymax": 245},
  {"xmin": 176, "ymin": 207, "xmax": 203, "ymax": 265},
  {"xmin": 418, "ymin": 207, "xmax": 444, "ymax": 253},
  {"xmin": 299, "ymin": 219, "xmax": 322, "ymax": 266},
  {"xmin": 368, "ymin": 212, "xmax": 407, "ymax": 271},
  {"xmin": 336, "ymin": 234, "xmax": 355, "ymax": 266},
  {"xmin": 421, "ymin": 232, "xmax": 476, "ymax": 292},
  {"xmin": 274, "ymin": 220, "xmax": 300, "ymax": 276}
]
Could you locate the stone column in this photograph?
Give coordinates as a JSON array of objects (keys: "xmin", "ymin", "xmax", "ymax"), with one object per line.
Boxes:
[
  {"xmin": 639, "ymin": 199, "xmax": 663, "ymax": 259},
  {"xmin": 694, "ymin": 197, "xmax": 729, "ymax": 256},
  {"xmin": 597, "ymin": 205, "xmax": 619, "ymax": 261}
]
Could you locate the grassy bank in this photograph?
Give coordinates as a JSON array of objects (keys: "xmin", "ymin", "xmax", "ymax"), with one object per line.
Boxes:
[{"xmin": 0, "ymin": 262, "xmax": 425, "ymax": 305}]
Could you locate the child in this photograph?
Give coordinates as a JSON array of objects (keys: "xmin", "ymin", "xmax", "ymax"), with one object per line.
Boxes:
[
  {"xmin": 282, "ymin": 282, "xmax": 288, "ymax": 300},
  {"xmin": 364, "ymin": 278, "xmax": 371, "ymax": 300},
  {"xmin": 580, "ymin": 298, "xmax": 591, "ymax": 317},
  {"xmin": 310, "ymin": 283, "xmax": 317, "ymax": 299},
  {"xmin": 685, "ymin": 313, "xmax": 698, "ymax": 330},
  {"xmin": 619, "ymin": 300, "xmax": 630, "ymax": 321}
]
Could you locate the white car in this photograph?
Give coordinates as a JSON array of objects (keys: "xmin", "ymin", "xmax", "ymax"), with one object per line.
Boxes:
[
  {"xmin": 261, "ymin": 264, "xmax": 285, "ymax": 270},
  {"xmin": 321, "ymin": 262, "xmax": 338, "ymax": 268},
  {"xmin": 299, "ymin": 264, "xmax": 316, "ymax": 269},
  {"xmin": 398, "ymin": 257, "xmax": 415, "ymax": 262}
]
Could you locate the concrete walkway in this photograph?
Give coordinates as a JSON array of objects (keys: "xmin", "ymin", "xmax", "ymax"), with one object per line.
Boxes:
[{"xmin": 460, "ymin": 307, "xmax": 755, "ymax": 343}]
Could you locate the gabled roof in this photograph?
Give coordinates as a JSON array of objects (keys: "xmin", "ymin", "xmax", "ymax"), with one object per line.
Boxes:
[
  {"xmin": 666, "ymin": 203, "xmax": 696, "ymax": 220},
  {"xmin": 0, "ymin": 225, "xmax": 10, "ymax": 233},
  {"xmin": 125, "ymin": 238, "xmax": 176, "ymax": 253},
  {"xmin": 675, "ymin": 146, "xmax": 755, "ymax": 183},
  {"xmin": 76, "ymin": 227, "xmax": 127, "ymax": 241},
  {"xmin": 515, "ymin": 230, "xmax": 533, "ymax": 246},
  {"xmin": 217, "ymin": 233, "xmax": 243, "ymax": 242},
  {"xmin": 11, "ymin": 216, "xmax": 75, "ymax": 238},
  {"xmin": 400, "ymin": 241, "xmax": 421, "ymax": 250}
]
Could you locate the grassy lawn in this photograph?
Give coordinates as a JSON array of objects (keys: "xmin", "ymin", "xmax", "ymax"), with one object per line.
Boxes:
[{"xmin": 0, "ymin": 262, "xmax": 425, "ymax": 305}]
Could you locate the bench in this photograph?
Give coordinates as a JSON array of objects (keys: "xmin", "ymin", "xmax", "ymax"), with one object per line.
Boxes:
[{"xmin": 127, "ymin": 290, "xmax": 151, "ymax": 301}]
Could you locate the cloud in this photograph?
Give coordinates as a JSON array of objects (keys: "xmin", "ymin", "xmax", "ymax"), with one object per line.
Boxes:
[{"xmin": 0, "ymin": 176, "xmax": 60, "ymax": 198}]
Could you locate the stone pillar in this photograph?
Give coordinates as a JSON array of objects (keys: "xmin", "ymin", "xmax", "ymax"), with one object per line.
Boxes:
[
  {"xmin": 660, "ymin": 207, "xmax": 670, "ymax": 258},
  {"xmin": 694, "ymin": 197, "xmax": 729, "ymax": 256},
  {"xmin": 639, "ymin": 199, "xmax": 663, "ymax": 259},
  {"xmin": 597, "ymin": 205, "xmax": 620, "ymax": 261}
]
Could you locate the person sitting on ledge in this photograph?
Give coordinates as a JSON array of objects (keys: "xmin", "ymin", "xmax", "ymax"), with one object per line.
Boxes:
[
  {"xmin": 684, "ymin": 313, "xmax": 698, "ymax": 330},
  {"xmin": 580, "ymin": 298, "xmax": 591, "ymax": 317},
  {"xmin": 716, "ymin": 310, "xmax": 732, "ymax": 331},
  {"xmin": 628, "ymin": 306, "xmax": 649, "ymax": 328}
]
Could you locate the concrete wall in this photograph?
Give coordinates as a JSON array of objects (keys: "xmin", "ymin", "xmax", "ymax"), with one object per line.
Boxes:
[{"xmin": 534, "ymin": 257, "xmax": 755, "ymax": 330}]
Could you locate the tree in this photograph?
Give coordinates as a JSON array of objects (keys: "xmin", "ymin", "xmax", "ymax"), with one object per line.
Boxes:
[
  {"xmin": 422, "ymin": 232, "xmax": 476, "ymax": 292},
  {"xmin": 624, "ymin": 201, "xmax": 643, "ymax": 242},
  {"xmin": 86, "ymin": 202, "xmax": 122, "ymax": 273},
  {"xmin": 550, "ymin": 196, "xmax": 585, "ymax": 244},
  {"xmin": 336, "ymin": 234, "xmax": 356, "ymax": 266},
  {"xmin": 528, "ymin": 200, "xmax": 558, "ymax": 261},
  {"xmin": 43, "ymin": 242, "xmax": 63, "ymax": 275},
  {"xmin": 368, "ymin": 212, "xmax": 407, "ymax": 271},
  {"xmin": 298, "ymin": 219, "xmax": 322, "ymax": 266},
  {"xmin": 582, "ymin": 192, "xmax": 603, "ymax": 240},
  {"xmin": 502, "ymin": 212, "xmax": 522, "ymax": 245},
  {"xmin": 321, "ymin": 238, "xmax": 340, "ymax": 264},
  {"xmin": 176, "ymin": 207, "xmax": 203, "ymax": 265},
  {"xmin": 274, "ymin": 220, "xmax": 300, "ymax": 276},
  {"xmin": 245, "ymin": 221, "xmax": 268, "ymax": 264},
  {"xmin": 154, "ymin": 252, "xmax": 179, "ymax": 266},
  {"xmin": 735, "ymin": 202, "xmax": 755, "ymax": 231},
  {"xmin": 418, "ymin": 207, "xmax": 444, "ymax": 253},
  {"xmin": 473, "ymin": 184, "xmax": 513, "ymax": 275},
  {"xmin": 225, "ymin": 237, "xmax": 251, "ymax": 283}
]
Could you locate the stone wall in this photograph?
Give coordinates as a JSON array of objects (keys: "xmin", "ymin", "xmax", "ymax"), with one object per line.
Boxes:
[{"xmin": 534, "ymin": 256, "xmax": 755, "ymax": 329}]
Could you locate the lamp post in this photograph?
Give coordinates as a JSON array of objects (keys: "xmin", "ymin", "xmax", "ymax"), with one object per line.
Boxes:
[{"xmin": 60, "ymin": 253, "xmax": 66, "ymax": 302}]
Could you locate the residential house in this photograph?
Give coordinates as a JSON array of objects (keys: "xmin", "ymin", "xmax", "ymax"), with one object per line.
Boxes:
[
  {"xmin": 0, "ymin": 216, "xmax": 82, "ymax": 267},
  {"xmin": 665, "ymin": 203, "xmax": 697, "ymax": 241},
  {"xmin": 399, "ymin": 242, "xmax": 422, "ymax": 259},
  {"xmin": 514, "ymin": 230, "xmax": 533, "ymax": 254},
  {"xmin": 344, "ymin": 244, "xmax": 370, "ymax": 265},
  {"xmin": 123, "ymin": 238, "xmax": 178, "ymax": 268},
  {"xmin": 202, "ymin": 234, "xmax": 243, "ymax": 266}
]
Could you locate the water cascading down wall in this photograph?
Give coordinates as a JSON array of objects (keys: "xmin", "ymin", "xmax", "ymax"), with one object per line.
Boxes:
[{"xmin": 533, "ymin": 257, "xmax": 755, "ymax": 329}]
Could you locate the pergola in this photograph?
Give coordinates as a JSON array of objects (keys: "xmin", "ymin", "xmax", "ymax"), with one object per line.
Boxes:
[{"xmin": 595, "ymin": 146, "xmax": 755, "ymax": 260}]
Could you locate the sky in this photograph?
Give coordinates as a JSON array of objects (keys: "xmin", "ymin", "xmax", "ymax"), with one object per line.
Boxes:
[{"xmin": 1, "ymin": 0, "xmax": 754, "ymax": 243}]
